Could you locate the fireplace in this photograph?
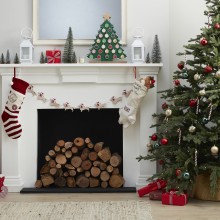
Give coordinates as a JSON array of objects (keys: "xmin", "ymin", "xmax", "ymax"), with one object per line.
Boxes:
[{"xmin": 0, "ymin": 63, "xmax": 161, "ymax": 192}]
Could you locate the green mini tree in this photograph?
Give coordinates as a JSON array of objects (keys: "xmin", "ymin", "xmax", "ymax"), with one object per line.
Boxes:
[
  {"xmin": 62, "ymin": 27, "xmax": 77, "ymax": 63},
  {"xmin": 6, "ymin": 50, "xmax": 10, "ymax": 64},
  {"xmin": 145, "ymin": 52, "xmax": 151, "ymax": 63},
  {"xmin": 14, "ymin": 53, "xmax": 20, "ymax": 64},
  {"xmin": 87, "ymin": 14, "xmax": 126, "ymax": 62},
  {"xmin": 138, "ymin": 0, "xmax": 220, "ymax": 197},
  {"xmin": 151, "ymin": 35, "xmax": 162, "ymax": 63},
  {"xmin": 0, "ymin": 53, "xmax": 5, "ymax": 64},
  {"xmin": 40, "ymin": 52, "xmax": 45, "ymax": 63}
]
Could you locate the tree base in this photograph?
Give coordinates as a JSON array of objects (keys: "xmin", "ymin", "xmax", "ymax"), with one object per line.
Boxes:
[{"xmin": 192, "ymin": 173, "xmax": 220, "ymax": 201}]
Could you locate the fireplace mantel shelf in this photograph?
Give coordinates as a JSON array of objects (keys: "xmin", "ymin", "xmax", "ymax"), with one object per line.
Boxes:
[{"xmin": 0, "ymin": 63, "xmax": 162, "ymax": 84}]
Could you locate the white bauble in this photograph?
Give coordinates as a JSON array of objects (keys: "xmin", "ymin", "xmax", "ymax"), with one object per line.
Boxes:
[
  {"xmin": 165, "ymin": 109, "xmax": 172, "ymax": 117},
  {"xmin": 189, "ymin": 125, "xmax": 196, "ymax": 133},
  {"xmin": 199, "ymin": 89, "xmax": 206, "ymax": 96},
  {"xmin": 215, "ymin": 70, "xmax": 220, "ymax": 78},
  {"xmin": 211, "ymin": 145, "xmax": 219, "ymax": 155},
  {"xmin": 194, "ymin": 73, "xmax": 201, "ymax": 80}
]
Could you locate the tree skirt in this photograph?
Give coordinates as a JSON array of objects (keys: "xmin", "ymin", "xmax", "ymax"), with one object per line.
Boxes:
[{"xmin": 0, "ymin": 200, "xmax": 153, "ymax": 220}]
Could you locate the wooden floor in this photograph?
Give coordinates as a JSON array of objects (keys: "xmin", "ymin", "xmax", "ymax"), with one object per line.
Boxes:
[{"xmin": 1, "ymin": 193, "xmax": 220, "ymax": 220}]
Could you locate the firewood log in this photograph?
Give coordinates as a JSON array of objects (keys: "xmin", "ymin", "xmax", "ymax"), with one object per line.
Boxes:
[
  {"xmin": 81, "ymin": 148, "xmax": 90, "ymax": 160},
  {"xmin": 55, "ymin": 168, "xmax": 63, "ymax": 177},
  {"xmin": 65, "ymin": 142, "xmax": 73, "ymax": 149},
  {"xmin": 35, "ymin": 180, "xmax": 43, "ymax": 188},
  {"xmin": 71, "ymin": 146, "xmax": 78, "ymax": 154},
  {"xmin": 99, "ymin": 162, "xmax": 107, "ymax": 171},
  {"xmin": 77, "ymin": 167, "xmax": 84, "ymax": 173},
  {"xmin": 45, "ymin": 155, "xmax": 51, "ymax": 162},
  {"xmin": 91, "ymin": 166, "xmax": 101, "ymax": 177},
  {"xmin": 49, "ymin": 168, "xmax": 57, "ymax": 175},
  {"xmin": 40, "ymin": 164, "xmax": 50, "ymax": 174},
  {"xmin": 93, "ymin": 161, "xmax": 101, "ymax": 167},
  {"xmin": 85, "ymin": 137, "xmax": 94, "ymax": 149},
  {"xmin": 61, "ymin": 147, "xmax": 66, "ymax": 153},
  {"xmin": 110, "ymin": 153, "xmax": 122, "ymax": 167},
  {"xmin": 112, "ymin": 168, "xmax": 119, "ymax": 175},
  {"xmin": 48, "ymin": 150, "xmax": 56, "ymax": 157},
  {"xmin": 101, "ymin": 181, "xmax": 108, "ymax": 189},
  {"xmin": 41, "ymin": 174, "xmax": 54, "ymax": 187},
  {"xmin": 89, "ymin": 152, "xmax": 98, "ymax": 161},
  {"xmin": 66, "ymin": 177, "xmax": 76, "ymax": 187},
  {"xmin": 109, "ymin": 174, "xmax": 124, "ymax": 188},
  {"xmin": 48, "ymin": 160, "xmax": 56, "ymax": 168},
  {"xmin": 54, "ymin": 176, "xmax": 66, "ymax": 187},
  {"xmin": 85, "ymin": 137, "xmax": 91, "ymax": 144},
  {"xmin": 55, "ymin": 154, "xmax": 67, "ymax": 165},
  {"xmin": 98, "ymin": 147, "xmax": 111, "ymax": 162},
  {"xmin": 63, "ymin": 171, "xmax": 69, "ymax": 177},
  {"xmin": 54, "ymin": 145, "xmax": 61, "ymax": 152},
  {"xmin": 89, "ymin": 177, "xmax": 99, "ymax": 187},
  {"xmin": 71, "ymin": 156, "xmax": 82, "ymax": 168},
  {"xmin": 100, "ymin": 171, "xmax": 110, "ymax": 182},
  {"xmin": 65, "ymin": 150, "xmax": 72, "ymax": 158},
  {"xmin": 106, "ymin": 165, "xmax": 114, "ymax": 173},
  {"xmin": 81, "ymin": 160, "xmax": 92, "ymax": 171},
  {"xmin": 68, "ymin": 169, "xmax": 76, "ymax": 176},
  {"xmin": 56, "ymin": 164, "xmax": 62, "ymax": 169},
  {"xmin": 65, "ymin": 164, "xmax": 75, "ymax": 170},
  {"xmin": 85, "ymin": 171, "xmax": 91, "ymax": 178},
  {"xmin": 94, "ymin": 142, "xmax": 104, "ymax": 152},
  {"xmin": 76, "ymin": 175, "xmax": 89, "ymax": 188},
  {"xmin": 57, "ymin": 140, "xmax": 65, "ymax": 147},
  {"xmin": 74, "ymin": 137, "xmax": 85, "ymax": 148}
]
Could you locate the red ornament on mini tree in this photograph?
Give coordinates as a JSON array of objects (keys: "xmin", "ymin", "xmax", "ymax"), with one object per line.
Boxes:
[
  {"xmin": 160, "ymin": 138, "xmax": 168, "ymax": 145},
  {"xmin": 175, "ymin": 169, "xmax": 182, "ymax": 176},
  {"xmin": 200, "ymin": 37, "xmax": 208, "ymax": 46},
  {"xmin": 189, "ymin": 99, "xmax": 197, "ymax": 107},
  {"xmin": 204, "ymin": 65, "xmax": 213, "ymax": 73},
  {"xmin": 214, "ymin": 23, "xmax": 220, "ymax": 29},
  {"xmin": 151, "ymin": 134, "xmax": 158, "ymax": 141}
]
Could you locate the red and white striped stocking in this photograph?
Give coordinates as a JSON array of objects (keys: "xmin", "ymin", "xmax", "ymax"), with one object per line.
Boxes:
[{"xmin": 1, "ymin": 77, "xmax": 29, "ymax": 139}]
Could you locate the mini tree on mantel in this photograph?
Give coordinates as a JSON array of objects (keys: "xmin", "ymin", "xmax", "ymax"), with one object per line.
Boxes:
[{"xmin": 87, "ymin": 13, "xmax": 126, "ymax": 62}]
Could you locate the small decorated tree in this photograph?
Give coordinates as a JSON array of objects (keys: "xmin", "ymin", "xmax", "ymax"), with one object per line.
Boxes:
[
  {"xmin": 145, "ymin": 52, "xmax": 151, "ymax": 63},
  {"xmin": 40, "ymin": 52, "xmax": 45, "ymax": 64},
  {"xmin": 151, "ymin": 35, "xmax": 162, "ymax": 63},
  {"xmin": 0, "ymin": 53, "xmax": 5, "ymax": 64},
  {"xmin": 14, "ymin": 53, "xmax": 20, "ymax": 64},
  {"xmin": 62, "ymin": 27, "xmax": 77, "ymax": 63},
  {"xmin": 6, "ymin": 50, "xmax": 10, "ymax": 64},
  {"xmin": 87, "ymin": 13, "xmax": 126, "ymax": 62}
]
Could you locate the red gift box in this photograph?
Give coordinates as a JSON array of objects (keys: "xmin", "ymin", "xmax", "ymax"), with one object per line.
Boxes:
[
  {"xmin": 149, "ymin": 190, "xmax": 164, "ymax": 200},
  {"xmin": 46, "ymin": 50, "xmax": 61, "ymax": 63},
  {"xmin": 162, "ymin": 191, "xmax": 188, "ymax": 206},
  {"xmin": 0, "ymin": 176, "xmax": 5, "ymax": 192},
  {"xmin": 137, "ymin": 179, "xmax": 167, "ymax": 197}
]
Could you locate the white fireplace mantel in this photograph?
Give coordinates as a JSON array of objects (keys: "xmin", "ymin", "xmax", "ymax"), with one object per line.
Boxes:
[{"xmin": 0, "ymin": 63, "xmax": 162, "ymax": 192}]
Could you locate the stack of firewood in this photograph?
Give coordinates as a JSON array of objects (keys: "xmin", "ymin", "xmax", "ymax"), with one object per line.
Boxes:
[{"xmin": 35, "ymin": 138, "xmax": 124, "ymax": 188}]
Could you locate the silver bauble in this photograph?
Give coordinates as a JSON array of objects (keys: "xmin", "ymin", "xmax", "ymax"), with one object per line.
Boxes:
[
  {"xmin": 194, "ymin": 73, "xmax": 201, "ymax": 80},
  {"xmin": 189, "ymin": 125, "xmax": 196, "ymax": 133}
]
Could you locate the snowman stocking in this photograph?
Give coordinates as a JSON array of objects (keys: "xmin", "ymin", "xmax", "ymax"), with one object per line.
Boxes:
[
  {"xmin": 1, "ymin": 77, "xmax": 29, "ymax": 139},
  {"xmin": 118, "ymin": 77, "xmax": 152, "ymax": 128}
]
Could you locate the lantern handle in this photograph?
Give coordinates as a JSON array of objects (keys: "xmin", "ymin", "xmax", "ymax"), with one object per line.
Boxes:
[
  {"xmin": 133, "ymin": 27, "xmax": 144, "ymax": 38},
  {"xmin": 21, "ymin": 27, "xmax": 33, "ymax": 40}
]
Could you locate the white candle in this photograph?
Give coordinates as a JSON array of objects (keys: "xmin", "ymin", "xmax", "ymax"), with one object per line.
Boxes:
[{"xmin": 79, "ymin": 57, "xmax": 85, "ymax": 63}]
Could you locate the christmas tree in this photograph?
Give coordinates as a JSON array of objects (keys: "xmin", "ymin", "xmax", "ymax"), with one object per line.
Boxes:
[
  {"xmin": 145, "ymin": 52, "xmax": 151, "ymax": 63},
  {"xmin": 151, "ymin": 35, "xmax": 162, "ymax": 63},
  {"xmin": 0, "ymin": 53, "xmax": 5, "ymax": 64},
  {"xmin": 14, "ymin": 53, "xmax": 20, "ymax": 64},
  {"xmin": 87, "ymin": 13, "xmax": 126, "ymax": 62},
  {"xmin": 40, "ymin": 52, "xmax": 45, "ymax": 64},
  {"xmin": 62, "ymin": 27, "xmax": 77, "ymax": 63},
  {"xmin": 6, "ymin": 50, "xmax": 10, "ymax": 64},
  {"xmin": 138, "ymin": 0, "xmax": 220, "ymax": 197}
]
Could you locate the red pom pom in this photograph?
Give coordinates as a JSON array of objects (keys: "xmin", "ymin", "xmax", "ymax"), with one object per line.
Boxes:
[
  {"xmin": 200, "ymin": 38, "xmax": 208, "ymax": 46},
  {"xmin": 151, "ymin": 134, "xmax": 158, "ymax": 141},
  {"xmin": 160, "ymin": 138, "xmax": 168, "ymax": 145},
  {"xmin": 204, "ymin": 65, "xmax": 213, "ymax": 73},
  {"xmin": 189, "ymin": 99, "xmax": 197, "ymax": 107}
]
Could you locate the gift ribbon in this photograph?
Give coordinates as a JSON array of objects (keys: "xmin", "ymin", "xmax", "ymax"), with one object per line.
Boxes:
[
  {"xmin": 47, "ymin": 51, "xmax": 61, "ymax": 63},
  {"xmin": 168, "ymin": 191, "xmax": 187, "ymax": 205}
]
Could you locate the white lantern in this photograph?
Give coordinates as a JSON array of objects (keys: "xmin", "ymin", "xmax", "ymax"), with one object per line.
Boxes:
[
  {"xmin": 131, "ymin": 36, "xmax": 145, "ymax": 63},
  {"xmin": 20, "ymin": 28, "xmax": 34, "ymax": 64}
]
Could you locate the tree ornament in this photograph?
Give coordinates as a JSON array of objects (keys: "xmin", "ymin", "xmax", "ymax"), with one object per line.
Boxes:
[
  {"xmin": 175, "ymin": 169, "xmax": 182, "ymax": 176},
  {"xmin": 189, "ymin": 99, "xmax": 197, "ymax": 107},
  {"xmin": 162, "ymin": 102, "xmax": 168, "ymax": 110},
  {"xmin": 194, "ymin": 73, "xmax": 201, "ymax": 80},
  {"xmin": 177, "ymin": 62, "xmax": 184, "ymax": 70},
  {"xmin": 159, "ymin": 160, "xmax": 164, "ymax": 165},
  {"xmin": 189, "ymin": 125, "xmax": 196, "ymax": 133},
  {"xmin": 165, "ymin": 109, "xmax": 172, "ymax": 116},
  {"xmin": 153, "ymin": 142, "xmax": 160, "ymax": 149},
  {"xmin": 199, "ymin": 89, "xmax": 206, "ymax": 96},
  {"xmin": 215, "ymin": 70, "xmax": 220, "ymax": 78},
  {"xmin": 214, "ymin": 23, "xmax": 220, "ymax": 29},
  {"xmin": 147, "ymin": 143, "xmax": 153, "ymax": 150},
  {"xmin": 211, "ymin": 145, "xmax": 219, "ymax": 156},
  {"xmin": 151, "ymin": 134, "xmax": 158, "ymax": 141},
  {"xmin": 200, "ymin": 37, "xmax": 208, "ymax": 46},
  {"xmin": 183, "ymin": 172, "xmax": 190, "ymax": 179},
  {"xmin": 174, "ymin": 79, "xmax": 180, "ymax": 86},
  {"xmin": 181, "ymin": 70, "xmax": 188, "ymax": 79},
  {"xmin": 204, "ymin": 65, "xmax": 213, "ymax": 73},
  {"xmin": 202, "ymin": 117, "xmax": 209, "ymax": 124},
  {"xmin": 160, "ymin": 138, "xmax": 168, "ymax": 145}
]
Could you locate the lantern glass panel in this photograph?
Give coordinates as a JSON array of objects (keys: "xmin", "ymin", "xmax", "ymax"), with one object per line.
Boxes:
[
  {"xmin": 21, "ymin": 47, "xmax": 30, "ymax": 59},
  {"xmin": 134, "ymin": 47, "xmax": 142, "ymax": 59}
]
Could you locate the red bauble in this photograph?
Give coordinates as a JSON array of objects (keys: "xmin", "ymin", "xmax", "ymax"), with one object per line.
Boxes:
[
  {"xmin": 174, "ymin": 79, "xmax": 180, "ymax": 86},
  {"xmin": 151, "ymin": 134, "xmax": 158, "ymax": 141},
  {"xmin": 214, "ymin": 23, "xmax": 220, "ymax": 29},
  {"xmin": 177, "ymin": 62, "xmax": 184, "ymax": 70},
  {"xmin": 162, "ymin": 102, "xmax": 168, "ymax": 110},
  {"xmin": 159, "ymin": 160, "xmax": 164, "ymax": 165},
  {"xmin": 204, "ymin": 65, "xmax": 213, "ymax": 73},
  {"xmin": 189, "ymin": 99, "xmax": 197, "ymax": 107},
  {"xmin": 176, "ymin": 169, "xmax": 182, "ymax": 176},
  {"xmin": 200, "ymin": 37, "xmax": 208, "ymax": 46},
  {"xmin": 160, "ymin": 138, "xmax": 168, "ymax": 145}
]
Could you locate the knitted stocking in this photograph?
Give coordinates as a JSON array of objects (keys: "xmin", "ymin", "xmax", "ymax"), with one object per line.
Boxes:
[{"xmin": 1, "ymin": 77, "xmax": 29, "ymax": 139}]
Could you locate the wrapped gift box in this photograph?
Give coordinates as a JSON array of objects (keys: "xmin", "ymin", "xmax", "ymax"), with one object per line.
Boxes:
[
  {"xmin": 137, "ymin": 179, "xmax": 167, "ymax": 197},
  {"xmin": 149, "ymin": 190, "xmax": 164, "ymax": 200},
  {"xmin": 162, "ymin": 191, "xmax": 188, "ymax": 206},
  {"xmin": 46, "ymin": 50, "xmax": 61, "ymax": 63}
]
